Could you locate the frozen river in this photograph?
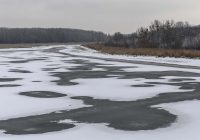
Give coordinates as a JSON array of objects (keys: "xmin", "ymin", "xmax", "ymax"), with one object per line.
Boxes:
[{"xmin": 0, "ymin": 45, "xmax": 200, "ymax": 139}]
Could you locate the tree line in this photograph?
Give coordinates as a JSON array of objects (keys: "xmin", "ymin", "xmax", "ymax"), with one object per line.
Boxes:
[
  {"xmin": 105, "ymin": 20, "xmax": 200, "ymax": 50},
  {"xmin": 0, "ymin": 28, "xmax": 107, "ymax": 43}
]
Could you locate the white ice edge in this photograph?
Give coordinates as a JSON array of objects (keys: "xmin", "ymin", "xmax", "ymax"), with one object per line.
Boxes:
[{"xmin": 60, "ymin": 45, "xmax": 200, "ymax": 68}]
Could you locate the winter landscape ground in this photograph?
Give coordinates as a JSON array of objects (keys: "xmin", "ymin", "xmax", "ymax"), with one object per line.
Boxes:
[{"xmin": 0, "ymin": 45, "xmax": 200, "ymax": 139}]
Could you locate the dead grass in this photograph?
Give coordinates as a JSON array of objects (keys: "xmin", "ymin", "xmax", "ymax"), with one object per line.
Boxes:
[
  {"xmin": 0, "ymin": 44, "xmax": 34, "ymax": 49},
  {"xmin": 86, "ymin": 44, "xmax": 200, "ymax": 58}
]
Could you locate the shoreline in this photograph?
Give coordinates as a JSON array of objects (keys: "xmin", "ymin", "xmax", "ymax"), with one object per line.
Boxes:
[
  {"xmin": 0, "ymin": 43, "xmax": 86, "ymax": 49},
  {"xmin": 85, "ymin": 44, "xmax": 200, "ymax": 59}
]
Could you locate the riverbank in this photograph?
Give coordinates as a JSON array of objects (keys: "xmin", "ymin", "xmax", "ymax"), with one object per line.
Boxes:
[
  {"xmin": 86, "ymin": 44, "xmax": 200, "ymax": 58},
  {"xmin": 0, "ymin": 43, "xmax": 85, "ymax": 49}
]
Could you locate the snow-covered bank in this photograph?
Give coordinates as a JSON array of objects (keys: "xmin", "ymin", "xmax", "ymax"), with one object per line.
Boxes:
[{"xmin": 61, "ymin": 45, "xmax": 200, "ymax": 68}]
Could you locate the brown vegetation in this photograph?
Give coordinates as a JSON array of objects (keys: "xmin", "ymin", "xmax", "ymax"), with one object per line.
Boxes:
[
  {"xmin": 86, "ymin": 44, "xmax": 200, "ymax": 58},
  {"xmin": 0, "ymin": 44, "xmax": 36, "ymax": 49}
]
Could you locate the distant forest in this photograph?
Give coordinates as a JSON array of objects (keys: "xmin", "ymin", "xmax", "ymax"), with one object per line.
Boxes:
[
  {"xmin": 106, "ymin": 20, "xmax": 200, "ymax": 50},
  {"xmin": 0, "ymin": 28, "xmax": 106, "ymax": 43},
  {"xmin": 2, "ymin": 21, "xmax": 200, "ymax": 50}
]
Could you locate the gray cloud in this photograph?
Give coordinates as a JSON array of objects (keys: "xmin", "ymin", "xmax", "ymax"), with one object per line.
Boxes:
[{"xmin": 0, "ymin": 0, "xmax": 199, "ymax": 33}]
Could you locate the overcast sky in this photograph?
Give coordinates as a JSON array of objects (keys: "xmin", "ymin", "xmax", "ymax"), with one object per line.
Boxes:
[{"xmin": 0, "ymin": 0, "xmax": 199, "ymax": 34}]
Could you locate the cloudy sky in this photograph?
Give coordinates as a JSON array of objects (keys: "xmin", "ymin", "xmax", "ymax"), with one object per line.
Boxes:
[{"xmin": 0, "ymin": 0, "xmax": 199, "ymax": 34}]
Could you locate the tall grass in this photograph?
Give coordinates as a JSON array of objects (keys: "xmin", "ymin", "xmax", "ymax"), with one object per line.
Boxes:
[{"xmin": 86, "ymin": 44, "xmax": 200, "ymax": 58}]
